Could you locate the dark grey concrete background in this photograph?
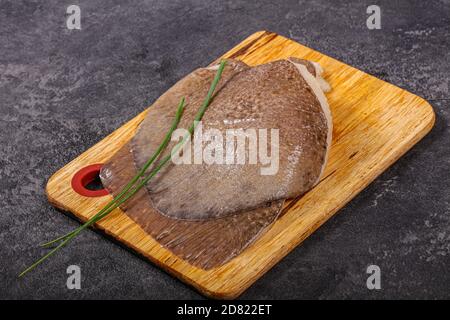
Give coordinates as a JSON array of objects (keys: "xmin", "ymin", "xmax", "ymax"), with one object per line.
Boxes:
[{"xmin": 0, "ymin": 0, "xmax": 449, "ymax": 299}]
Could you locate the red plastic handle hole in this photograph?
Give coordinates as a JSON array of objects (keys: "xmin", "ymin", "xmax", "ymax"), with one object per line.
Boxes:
[{"xmin": 71, "ymin": 164, "xmax": 109, "ymax": 197}]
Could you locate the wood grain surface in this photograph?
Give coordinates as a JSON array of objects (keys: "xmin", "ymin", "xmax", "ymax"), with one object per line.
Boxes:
[{"xmin": 46, "ymin": 31, "xmax": 435, "ymax": 299}]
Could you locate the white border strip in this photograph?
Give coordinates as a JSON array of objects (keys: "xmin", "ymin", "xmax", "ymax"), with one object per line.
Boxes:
[{"xmin": 288, "ymin": 60, "xmax": 333, "ymax": 183}]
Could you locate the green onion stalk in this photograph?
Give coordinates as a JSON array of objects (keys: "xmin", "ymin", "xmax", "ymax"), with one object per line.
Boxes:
[{"xmin": 19, "ymin": 60, "xmax": 227, "ymax": 277}]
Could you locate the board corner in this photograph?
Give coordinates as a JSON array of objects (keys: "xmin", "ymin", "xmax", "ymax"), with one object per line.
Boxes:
[{"xmin": 419, "ymin": 96, "xmax": 436, "ymax": 132}]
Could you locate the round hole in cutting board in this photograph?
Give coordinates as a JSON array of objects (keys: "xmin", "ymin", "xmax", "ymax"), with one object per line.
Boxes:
[
  {"xmin": 84, "ymin": 174, "xmax": 104, "ymax": 191},
  {"xmin": 71, "ymin": 164, "xmax": 109, "ymax": 197}
]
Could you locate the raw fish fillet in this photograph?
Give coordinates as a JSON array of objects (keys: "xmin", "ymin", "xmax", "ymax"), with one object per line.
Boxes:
[
  {"xmin": 100, "ymin": 58, "xmax": 331, "ymax": 268},
  {"xmin": 130, "ymin": 58, "xmax": 331, "ymax": 220}
]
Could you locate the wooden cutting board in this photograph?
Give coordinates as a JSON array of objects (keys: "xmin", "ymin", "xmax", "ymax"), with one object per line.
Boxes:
[{"xmin": 46, "ymin": 31, "xmax": 435, "ymax": 299}]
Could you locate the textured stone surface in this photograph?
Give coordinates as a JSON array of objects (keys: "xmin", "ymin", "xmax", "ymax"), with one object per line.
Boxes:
[{"xmin": 0, "ymin": 0, "xmax": 449, "ymax": 299}]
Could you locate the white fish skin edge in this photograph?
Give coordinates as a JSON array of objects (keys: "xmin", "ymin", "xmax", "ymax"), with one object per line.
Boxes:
[{"xmin": 288, "ymin": 60, "xmax": 332, "ymax": 185}]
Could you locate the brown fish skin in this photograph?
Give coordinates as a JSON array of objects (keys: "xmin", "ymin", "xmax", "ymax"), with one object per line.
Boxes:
[
  {"xmin": 100, "ymin": 57, "xmax": 331, "ymax": 269},
  {"xmin": 100, "ymin": 142, "xmax": 284, "ymax": 270},
  {"xmin": 131, "ymin": 59, "xmax": 329, "ymax": 221},
  {"xmin": 100, "ymin": 60, "xmax": 284, "ymax": 269}
]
